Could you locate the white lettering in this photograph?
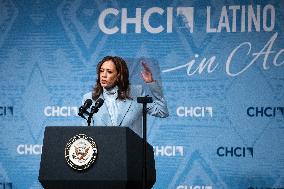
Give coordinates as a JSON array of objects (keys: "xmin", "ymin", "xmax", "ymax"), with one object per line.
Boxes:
[
  {"xmin": 167, "ymin": 7, "xmax": 173, "ymax": 33},
  {"xmin": 218, "ymin": 6, "xmax": 230, "ymax": 32},
  {"xmin": 163, "ymin": 33, "xmax": 283, "ymax": 77},
  {"xmin": 206, "ymin": 6, "xmax": 216, "ymax": 33},
  {"xmin": 143, "ymin": 7, "xmax": 164, "ymax": 34},
  {"xmin": 263, "ymin": 4, "xmax": 275, "ymax": 31},
  {"xmin": 206, "ymin": 5, "xmax": 275, "ymax": 33},
  {"xmin": 98, "ymin": 8, "xmax": 119, "ymax": 34},
  {"xmin": 17, "ymin": 144, "xmax": 43, "ymax": 155},
  {"xmin": 99, "ymin": 7, "xmax": 181, "ymax": 34},
  {"xmin": 44, "ymin": 106, "xmax": 78, "ymax": 117},
  {"xmin": 154, "ymin": 146, "xmax": 184, "ymax": 156},
  {"xmin": 187, "ymin": 56, "xmax": 218, "ymax": 76},
  {"xmin": 248, "ymin": 5, "xmax": 260, "ymax": 32},
  {"xmin": 121, "ymin": 8, "xmax": 141, "ymax": 34},
  {"xmin": 274, "ymin": 49, "xmax": 284, "ymax": 66},
  {"xmin": 163, "ymin": 54, "xmax": 218, "ymax": 76},
  {"xmin": 241, "ymin": 5, "xmax": 246, "ymax": 32},
  {"xmin": 226, "ymin": 32, "xmax": 278, "ymax": 76},
  {"xmin": 226, "ymin": 42, "xmax": 252, "ymax": 76},
  {"xmin": 229, "ymin": 6, "xmax": 240, "ymax": 32},
  {"xmin": 176, "ymin": 106, "xmax": 213, "ymax": 117}
]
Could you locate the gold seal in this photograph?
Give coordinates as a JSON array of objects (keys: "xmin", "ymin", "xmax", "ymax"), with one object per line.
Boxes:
[{"xmin": 65, "ymin": 134, "xmax": 98, "ymax": 171}]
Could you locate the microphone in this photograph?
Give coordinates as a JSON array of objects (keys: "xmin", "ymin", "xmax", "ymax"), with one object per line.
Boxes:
[
  {"xmin": 87, "ymin": 98, "xmax": 104, "ymax": 126},
  {"xmin": 78, "ymin": 99, "xmax": 92, "ymax": 119},
  {"xmin": 90, "ymin": 98, "xmax": 104, "ymax": 114}
]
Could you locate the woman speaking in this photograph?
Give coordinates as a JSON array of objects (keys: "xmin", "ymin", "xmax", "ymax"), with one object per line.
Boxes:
[{"xmin": 81, "ymin": 56, "xmax": 168, "ymax": 137}]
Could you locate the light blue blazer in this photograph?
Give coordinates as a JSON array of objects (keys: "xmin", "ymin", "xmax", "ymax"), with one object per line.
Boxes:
[{"xmin": 82, "ymin": 82, "xmax": 169, "ymax": 137}]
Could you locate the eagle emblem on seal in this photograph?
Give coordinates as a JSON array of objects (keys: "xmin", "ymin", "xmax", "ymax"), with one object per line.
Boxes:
[
  {"xmin": 65, "ymin": 134, "xmax": 98, "ymax": 170},
  {"xmin": 73, "ymin": 141, "xmax": 90, "ymax": 161}
]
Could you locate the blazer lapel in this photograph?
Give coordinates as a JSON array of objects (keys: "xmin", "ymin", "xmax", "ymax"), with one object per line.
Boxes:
[{"xmin": 116, "ymin": 99, "xmax": 133, "ymax": 126}]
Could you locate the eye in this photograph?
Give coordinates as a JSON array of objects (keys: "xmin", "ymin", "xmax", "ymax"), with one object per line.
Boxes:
[{"xmin": 100, "ymin": 69, "xmax": 104, "ymax": 72}]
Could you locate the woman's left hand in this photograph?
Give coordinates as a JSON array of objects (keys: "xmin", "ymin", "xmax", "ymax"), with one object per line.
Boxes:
[{"xmin": 141, "ymin": 62, "xmax": 154, "ymax": 83}]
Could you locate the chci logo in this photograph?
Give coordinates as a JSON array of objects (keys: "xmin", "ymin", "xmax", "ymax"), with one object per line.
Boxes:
[{"xmin": 65, "ymin": 134, "xmax": 98, "ymax": 171}]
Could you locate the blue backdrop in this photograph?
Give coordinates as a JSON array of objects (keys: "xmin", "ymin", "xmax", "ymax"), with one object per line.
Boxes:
[{"xmin": 0, "ymin": 0, "xmax": 284, "ymax": 188}]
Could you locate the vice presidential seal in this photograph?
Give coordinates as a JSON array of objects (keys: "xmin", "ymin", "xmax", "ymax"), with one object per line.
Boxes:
[{"xmin": 65, "ymin": 134, "xmax": 98, "ymax": 170}]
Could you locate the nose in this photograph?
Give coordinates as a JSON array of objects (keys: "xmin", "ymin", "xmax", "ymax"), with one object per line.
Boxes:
[{"xmin": 101, "ymin": 70, "xmax": 107, "ymax": 78}]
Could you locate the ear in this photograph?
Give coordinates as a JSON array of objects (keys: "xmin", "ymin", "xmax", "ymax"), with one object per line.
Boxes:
[{"xmin": 117, "ymin": 73, "xmax": 121, "ymax": 81}]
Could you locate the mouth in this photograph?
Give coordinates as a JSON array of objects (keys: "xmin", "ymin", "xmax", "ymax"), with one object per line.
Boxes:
[{"xmin": 101, "ymin": 80, "xmax": 107, "ymax": 84}]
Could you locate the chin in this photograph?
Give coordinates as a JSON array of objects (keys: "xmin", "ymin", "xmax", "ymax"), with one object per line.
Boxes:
[
  {"xmin": 100, "ymin": 84, "xmax": 109, "ymax": 88},
  {"xmin": 102, "ymin": 84, "xmax": 116, "ymax": 89}
]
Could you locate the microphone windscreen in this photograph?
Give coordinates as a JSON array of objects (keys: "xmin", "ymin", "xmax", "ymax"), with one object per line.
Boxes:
[
  {"xmin": 95, "ymin": 98, "xmax": 104, "ymax": 107},
  {"xmin": 84, "ymin": 99, "xmax": 93, "ymax": 108}
]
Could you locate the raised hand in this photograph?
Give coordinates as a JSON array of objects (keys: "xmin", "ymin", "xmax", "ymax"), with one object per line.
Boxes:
[{"xmin": 141, "ymin": 61, "xmax": 154, "ymax": 83}]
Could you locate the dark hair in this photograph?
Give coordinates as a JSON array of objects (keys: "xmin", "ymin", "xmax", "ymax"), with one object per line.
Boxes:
[{"xmin": 92, "ymin": 56, "xmax": 131, "ymax": 100}]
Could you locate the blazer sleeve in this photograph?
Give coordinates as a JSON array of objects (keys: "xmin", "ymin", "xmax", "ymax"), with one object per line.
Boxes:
[{"xmin": 144, "ymin": 81, "xmax": 169, "ymax": 118}]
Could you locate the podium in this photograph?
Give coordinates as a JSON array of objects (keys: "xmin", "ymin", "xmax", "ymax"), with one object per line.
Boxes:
[{"xmin": 38, "ymin": 126, "xmax": 156, "ymax": 189}]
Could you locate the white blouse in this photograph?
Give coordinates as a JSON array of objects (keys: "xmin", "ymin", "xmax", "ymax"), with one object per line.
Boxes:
[{"xmin": 103, "ymin": 86, "xmax": 119, "ymax": 126}]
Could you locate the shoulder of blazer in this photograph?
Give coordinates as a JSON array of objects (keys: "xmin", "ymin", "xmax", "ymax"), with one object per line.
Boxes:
[
  {"xmin": 82, "ymin": 92, "xmax": 92, "ymax": 101},
  {"xmin": 83, "ymin": 85, "xmax": 143, "ymax": 101}
]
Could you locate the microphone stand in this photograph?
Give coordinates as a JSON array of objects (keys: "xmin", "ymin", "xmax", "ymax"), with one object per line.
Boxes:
[
  {"xmin": 87, "ymin": 105, "xmax": 102, "ymax": 126},
  {"xmin": 87, "ymin": 110, "xmax": 92, "ymax": 126},
  {"xmin": 87, "ymin": 106, "xmax": 96, "ymax": 126},
  {"xmin": 137, "ymin": 96, "xmax": 153, "ymax": 189}
]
